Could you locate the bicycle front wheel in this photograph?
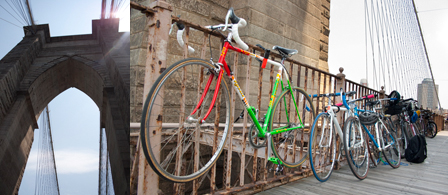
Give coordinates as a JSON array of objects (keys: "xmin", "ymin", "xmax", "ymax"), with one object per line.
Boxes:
[
  {"xmin": 343, "ymin": 117, "xmax": 369, "ymax": 180},
  {"xmin": 270, "ymin": 87, "xmax": 315, "ymax": 168},
  {"xmin": 309, "ymin": 112, "xmax": 336, "ymax": 182},
  {"xmin": 426, "ymin": 122, "xmax": 438, "ymax": 138},
  {"xmin": 141, "ymin": 58, "xmax": 230, "ymax": 182}
]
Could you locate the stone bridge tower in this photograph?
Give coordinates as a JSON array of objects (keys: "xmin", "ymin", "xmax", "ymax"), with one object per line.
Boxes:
[{"xmin": 0, "ymin": 19, "xmax": 130, "ymax": 194}]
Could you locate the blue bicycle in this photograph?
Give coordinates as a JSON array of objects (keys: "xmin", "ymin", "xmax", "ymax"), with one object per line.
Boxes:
[{"xmin": 342, "ymin": 96, "xmax": 401, "ymax": 180}]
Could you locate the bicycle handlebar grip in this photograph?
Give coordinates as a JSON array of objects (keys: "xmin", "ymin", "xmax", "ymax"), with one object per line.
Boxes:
[
  {"xmin": 232, "ymin": 22, "xmax": 249, "ymax": 50},
  {"xmin": 390, "ymin": 98, "xmax": 397, "ymax": 101},
  {"xmin": 177, "ymin": 29, "xmax": 195, "ymax": 53},
  {"xmin": 363, "ymin": 94, "xmax": 376, "ymax": 99}
]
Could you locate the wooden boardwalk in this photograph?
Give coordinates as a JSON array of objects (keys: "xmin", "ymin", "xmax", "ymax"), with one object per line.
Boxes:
[{"xmin": 257, "ymin": 131, "xmax": 448, "ymax": 195}]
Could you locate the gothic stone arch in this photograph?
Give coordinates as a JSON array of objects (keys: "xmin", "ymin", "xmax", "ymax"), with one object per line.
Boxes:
[{"xmin": 0, "ymin": 19, "xmax": 129, "ymax": 194}]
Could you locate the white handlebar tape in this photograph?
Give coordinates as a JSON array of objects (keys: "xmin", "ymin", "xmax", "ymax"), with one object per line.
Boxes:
[
  {"xmin": 232, "ymin": 21, "xmax": 248, "ymax": 50},
  {"xmin": 238, "ymin": 18, "xmax": 247, "ymax": 27},
  {"xmin": 177, "ymin": 29, "xmax": 195, "ymax": 53}
]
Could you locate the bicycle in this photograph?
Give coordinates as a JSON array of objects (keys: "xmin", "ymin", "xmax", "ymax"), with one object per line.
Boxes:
[
  {"xmin": 418, "ymin": 110, "xmax": 438, "ymax": 138},
  {"xmin": 309, "ymin": 90, "xmax": 375, "ymax": 182},
  {"xmin": 343, "ymin": 95, "xmax": 401, "ymax": 180},
  {"xmin": 141, "ymin": 8, "xmax": 315, "ymax": 182},
  {"xmin": 365, "ymin": 99, "xmax": 400, "ymax": 167}
]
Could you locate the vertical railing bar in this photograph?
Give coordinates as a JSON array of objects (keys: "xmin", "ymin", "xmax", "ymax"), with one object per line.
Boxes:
[
  {"xmin": 301, "ymin": 67, "xmax": 308, "ymax": 170},
  {"xmin": 297, "ymin": 65, "xmax": 302, "ymax": 88},
  {"xmin": 333, "ymin": 76, "xmax": 337, "ymax": 103},
  {"xmin": 225, "ymin": 52, "xmax": 238, "ymax": 190},
  {"xmin": 210, "ymin": 89, "xmax": 221, "ymax": 194},
  {"xmin": 289, "ymin": 61, "xmax": 297, "ymax": 174},
  {"xmin": 323, "ymin": 74, "xmax": 327, "ymax": 95},
  {"xmin": 192, "ymin": 30, "xmax": 209, "ymax": 195},
  {"xmin": 253, "ymin": 50, "xmax": 264, "ymax": 183},
  {"xmin": 210, "ymin": 38, "xmax": 224, "ymax": 194},
  {"xmin": 174, "ymin": 25, "xmax": 190, "ymax": 195},
  {"xmin": 265, "ymin": 58, "xmax": 275, "ymax": 181},
  {"xmin": 316, "ymin": 71, "xmax": 321, "ymax": 114},
  {"xmin": 312, "ymin": 70, "xmax": 317, "ymax": 114},
  {"xmin": 240, "ymin": 51, "xmax": 252, "ymax": 187}
]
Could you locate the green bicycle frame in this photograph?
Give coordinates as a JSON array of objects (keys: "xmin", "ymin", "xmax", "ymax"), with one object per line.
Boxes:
[
  {"xmin": 218, "ymin": 41, "xmax": 305, "ymax": 138},
  {"xmin": 241, "ymin": 72, "xmax": 304, "ymax": 138}
]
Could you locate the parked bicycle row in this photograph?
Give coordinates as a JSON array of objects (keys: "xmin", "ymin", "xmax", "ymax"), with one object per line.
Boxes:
[
  {"xmin": 140, "ymin": 8, "xmax": 437, "ymax": 184},
  {"xmin": 309, "ymin": 89, "xmax": 436, "ymax": 182}
]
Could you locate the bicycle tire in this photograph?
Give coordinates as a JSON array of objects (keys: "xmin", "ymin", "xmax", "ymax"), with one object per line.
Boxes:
[
  {"xmin": 365, "ymin": 125, "xmax": 381, "ymax": 167},
  {"xmin": 270, "ymin": 87, "xmax": 315, "ymax": 168},
  {"xmin": 393, "ymin": 120, "xmax": 407, "ymax": 158},
  {"xmin": 343, "ymin": 117, "xmax": 369, "ymax": 180},
  {"xmin": 141, "ymin": 58, "xmax": 230, "ymax": 182},
  {"xmin": 309, "ymin": 112, "xmax": 336, "ymax": 182},
  {"xmin": 404, "ymin": 123, "xmax": 414, "ymax": 141},
  {"xmin": 427, "ymin": 122, "xmax": 437, "ymax": 138},
  {"xmin": 380, "ymin": 122, "xmax": 401, "ymax": 168}
]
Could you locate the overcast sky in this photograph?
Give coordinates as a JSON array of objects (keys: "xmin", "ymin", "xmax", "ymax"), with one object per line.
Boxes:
[
  {"xmin": 328, "ymin": 0, "xmax": 448, "ymax": 109},
  {"xmin": 0, "ymin": 0, "xmax": 129, "ymax": 194}
]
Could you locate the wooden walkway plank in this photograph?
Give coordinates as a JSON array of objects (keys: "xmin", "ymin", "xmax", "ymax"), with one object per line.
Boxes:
[{"xmin": 257, "ymin": 131, "xmax": 448, "ymax": 195}]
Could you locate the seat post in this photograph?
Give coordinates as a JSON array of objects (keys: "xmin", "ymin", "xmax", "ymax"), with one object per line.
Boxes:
[{"xmin": 281, "ymin": 57, "xmax": 286, "ymax": 65}]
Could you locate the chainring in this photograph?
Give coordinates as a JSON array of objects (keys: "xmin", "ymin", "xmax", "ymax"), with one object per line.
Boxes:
[{"xmin": 249, "ymin": 123, "xmax": 267, "ymax": 148}]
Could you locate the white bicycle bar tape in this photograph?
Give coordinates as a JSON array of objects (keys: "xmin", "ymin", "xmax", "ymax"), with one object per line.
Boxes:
[
  {"xmin": 177, "ymin": 29, "xmax": 195, "ymax": 53},
  {"xmin": 232, "ymin": 18, "xmax": 248, "ymax": 50}
]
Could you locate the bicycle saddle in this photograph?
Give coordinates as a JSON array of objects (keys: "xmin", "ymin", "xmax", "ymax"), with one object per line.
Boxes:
[{"xmin": 273, "ymin": 46, "xmax": 298, "ymax": 56}]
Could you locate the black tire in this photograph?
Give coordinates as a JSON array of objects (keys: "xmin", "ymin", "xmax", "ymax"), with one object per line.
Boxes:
[
  {"xmin": 427, "ymin": 122, "xmax": 438, "ymax": 138},
  {"xmin": 380, "ymin": 122, "xmax": 401, "ymax": 168},
  {"xmin": 404, "ymin": 123, "xmax": 414, "ymax": 143},
  {"xmin": 393, "ymin": 120, "xmax": 407, "ymax": 158},
  {"xmin": 141, "ymin": 58, "xmax": 230, "ymax": 182},
  {"xmin": 270, "ymin": 87, "xmax": 315, "ymax": 168},
  {"xmin": 309, "ymin": 112, "xmax": 336, "ymax": 182},
  {"xmin": 365, "ymin": 125, "xmax": 380, "ymax": 167},
  {"xmin": 343, "ymin": 117, "xmax": 369, "ymax": 180}
]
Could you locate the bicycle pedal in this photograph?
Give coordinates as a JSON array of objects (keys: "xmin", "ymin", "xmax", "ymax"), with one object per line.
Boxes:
[
  {"xmin": 275, "ymin": 164, "xmax": 284, "ymax": 175},
  {"xmin": 268, "ymin": 157, "xmax": 282, "ymax": 165}
]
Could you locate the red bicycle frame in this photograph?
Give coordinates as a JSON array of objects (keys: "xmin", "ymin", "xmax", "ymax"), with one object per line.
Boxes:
[{"xmin": 189, "ymin": 41, "xmax": 265, "ymax": 123}]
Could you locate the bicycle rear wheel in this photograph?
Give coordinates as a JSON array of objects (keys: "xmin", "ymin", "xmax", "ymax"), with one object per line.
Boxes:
[
  {"xmin": 309, "ymin": 112, "xmax": 336, "ymax": 182},
  {"xmin": 270, "ymin": 87, "xmax": 315, "ymax": 168},
  {"xmin": 343, "ymin": 117, "xmax": 369, "ymax": 180},
  {"xmin": 141, "ymin": 58, "xmax": 230, "ymax": 182},
  {"xmin": 404, "ymin": 123, "xmax": 414, "ymax": 140},
  {"xmin": 380, "ymin": 122, "xmax": 401, "ymax": 168},
  {"xmin": 426, "ymin": 122, "xmax": 438, "ymax": 138}
]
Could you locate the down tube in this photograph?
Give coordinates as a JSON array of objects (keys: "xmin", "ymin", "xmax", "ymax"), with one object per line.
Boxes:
[{"xmin": 229, "ymin": 75, "xmax": 262, "ymax": 132}]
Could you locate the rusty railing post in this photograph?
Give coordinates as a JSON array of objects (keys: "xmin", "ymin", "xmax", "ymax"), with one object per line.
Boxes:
[
  {"xmin": 379, "ymin": 86, "xmax": 385, "ymax": 99},
  {"xmin": 138, "ymin": 1, "xmax": 172, "ymax": 195},
  {"xmin": 335, "ymin": 67, "xmax": 346, "ymax": 126}
]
